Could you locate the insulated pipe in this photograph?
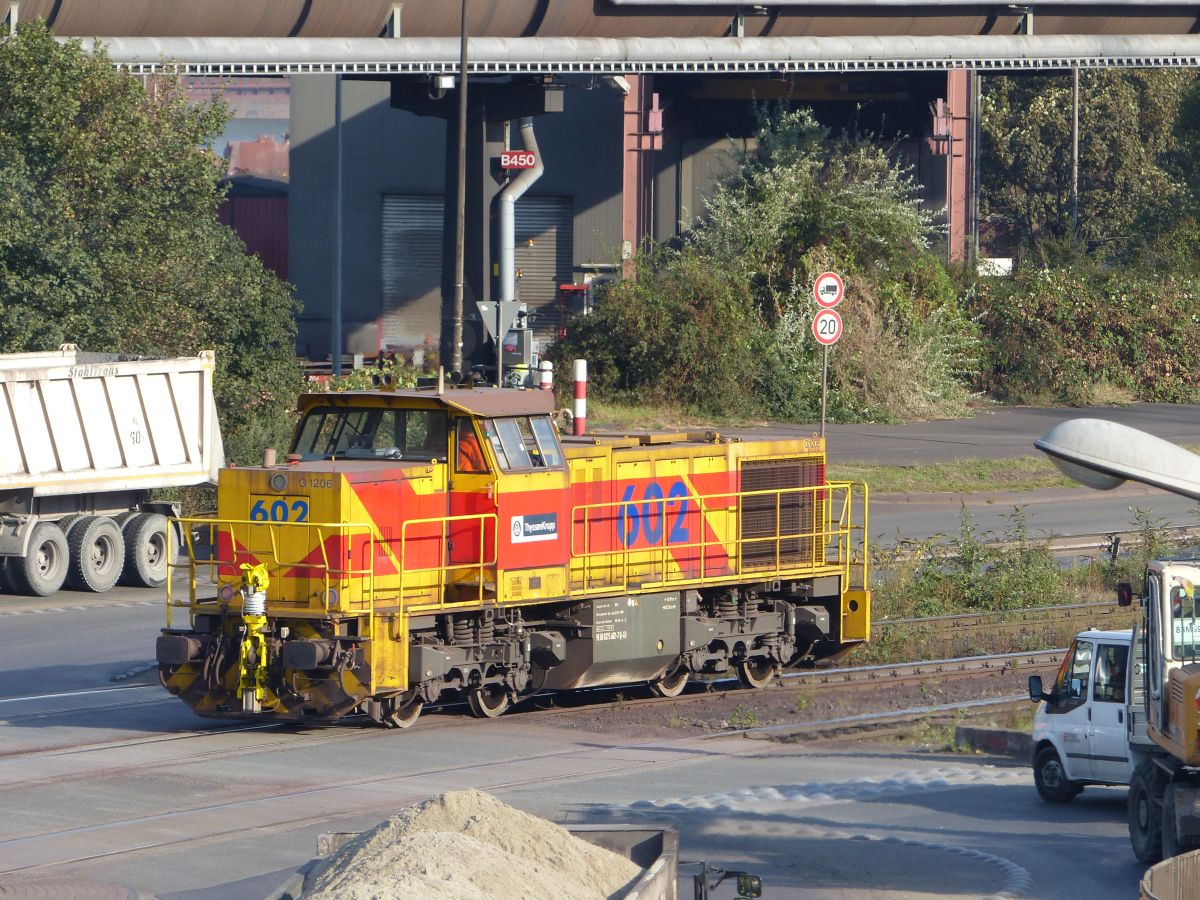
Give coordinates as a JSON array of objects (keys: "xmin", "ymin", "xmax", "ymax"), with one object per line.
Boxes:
[
  {"xmin": 80, "ymin": 35, "xmax": 1200, "ymax": 73},
  {"xmin": 499, "ymin": 117, "xmax": 545, "ymax": 305}
]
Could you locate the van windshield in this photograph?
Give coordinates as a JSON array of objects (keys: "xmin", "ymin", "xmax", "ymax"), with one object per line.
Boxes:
[{"xmin": 292, "ymin": 407, "xmax": 447, "ymax": 461}]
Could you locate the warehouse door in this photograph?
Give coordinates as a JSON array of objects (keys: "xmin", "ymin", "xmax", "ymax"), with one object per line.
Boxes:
[
  {"xmin": 514, "ymin": 197, "xmax": 573, "ymax": 347},
  {"xmin": 380, "ymin": 195, "xmax": 443, "ymax": 355}
]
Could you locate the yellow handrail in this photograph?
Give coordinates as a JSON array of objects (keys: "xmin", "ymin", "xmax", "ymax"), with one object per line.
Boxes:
[
  {"xmin": 398, "ymin": 512, "xmax": 498, "ymax": 611},
  {"xmin": 567, "ymin": 481, "xmax": 868, "ymax": 596},
  {"xmin": 166, "ymin": 516, "xmax": 376, "ymax": 628}
]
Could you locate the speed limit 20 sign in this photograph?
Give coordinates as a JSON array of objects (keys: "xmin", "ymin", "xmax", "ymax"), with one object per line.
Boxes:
[{"xmin": 812, "ymin": 308, "xmax": 843, "ymax": 346}]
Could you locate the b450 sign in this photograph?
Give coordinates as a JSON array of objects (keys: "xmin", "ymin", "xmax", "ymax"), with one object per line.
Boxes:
[{"xmin": 500, "ymin": 150, "xmax": 538, "ymax": 170}]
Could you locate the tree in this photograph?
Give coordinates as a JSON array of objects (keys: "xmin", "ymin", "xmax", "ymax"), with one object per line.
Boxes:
[
  {"xmin": 0, "ymin": 23, "xmax": 300, "ymax": 461},
  {"xmin": 981, "ymin": 69, "xmax": 1194, "ymax": 261}
]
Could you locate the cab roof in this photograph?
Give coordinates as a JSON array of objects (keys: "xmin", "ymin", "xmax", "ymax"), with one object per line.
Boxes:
[
  {"xmin": 297, "ymin": 388, "xmax": 555, "ymax": 418},
  {"xmin": 1078, "ymin": 629, "xmax": 1133, "ymax": 643}
]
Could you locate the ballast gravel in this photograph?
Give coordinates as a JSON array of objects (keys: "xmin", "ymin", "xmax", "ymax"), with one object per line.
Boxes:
[{"xmin": 301, "ymin": 789, "xmax": 641, "ymax": 900}]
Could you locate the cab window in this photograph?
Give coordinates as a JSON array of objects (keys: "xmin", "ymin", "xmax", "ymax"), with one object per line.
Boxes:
[
  {"xmin": 1093, "ymin": 643, "xmax": 1129, "ymax": 704},
  {"xmin": 482, "ymin": 415, "xmax": 564, "ymax": 471},
  {"xmin": 292, "ymin": 406, "xmax": 446, "ymax": 461},
  {"xmin": 455, "ymin": 418, "xmax": 489, "ymax": 473},
  {"xmin": 1055, "ymin": 639, "xmax": 1093, "ymax": 705},
  {"xmin": 1170, "ymin": 578, "xmax": 1200, "ymax": 662}
]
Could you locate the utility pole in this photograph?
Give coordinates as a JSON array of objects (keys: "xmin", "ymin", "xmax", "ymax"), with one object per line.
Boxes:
[
  {"xmin": 450, "ymin": 0, "xmax": 469, "ymax": 375},
  {"xmin": 1071, "ymin": 65, "xmax": 1080, "ymax": 238},
  {"xmin": 332, "ymin": 74, "xmax": 343, "ymax": 376}
]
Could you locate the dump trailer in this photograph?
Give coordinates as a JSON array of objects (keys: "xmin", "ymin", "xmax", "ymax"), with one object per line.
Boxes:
[{"xmin": 0, "ymin": 345, "xmax": 223, "ymax": 596}]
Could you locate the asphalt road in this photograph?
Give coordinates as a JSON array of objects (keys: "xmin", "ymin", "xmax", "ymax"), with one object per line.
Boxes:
[
  {"xmin": 792, "ymin": 403, "xmax": 1200, "ymax": 546},
  {"xmin": 819, "ymin": 403, "xmax": 1200, "ymax": 466}
]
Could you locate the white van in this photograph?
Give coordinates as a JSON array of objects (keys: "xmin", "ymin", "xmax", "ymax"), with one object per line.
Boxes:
[{"xmin": 1027, "ymin": 629, "xmax": 1134, "ymax": 802}]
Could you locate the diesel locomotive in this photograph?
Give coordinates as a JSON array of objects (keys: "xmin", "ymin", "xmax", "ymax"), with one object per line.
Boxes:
[{"xmin": 156, "ymin": 386, "xmax": 870, "ymax": 727}]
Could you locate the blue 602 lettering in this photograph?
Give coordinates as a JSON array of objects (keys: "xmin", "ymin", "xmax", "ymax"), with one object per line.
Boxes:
[
  {"xmin": 618, "ymin": 480, "xmax": 691, "ymax": 547},
  {"xmin": 617, "ymin": 484, "xmax": 639, "ymax": 546},
  {"xmin": 666, "ymin": 480, "xmax": 691, "ymax": 543},
  {"xmin": 641, "ymin": 482, "xmax": 664, "ymax": 544},
  {"xmin": 250, "ymin": 498, "xmax": 310, "ymax": 523}
]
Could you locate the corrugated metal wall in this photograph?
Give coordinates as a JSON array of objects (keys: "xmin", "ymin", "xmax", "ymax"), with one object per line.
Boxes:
[
  {"xmin": 289, "ymin": 75, "xmax": 620, "ymax": 359},
  {"xmin": 380, "ymin": 195, "xmax": 444, "ymax": 353},
  {"xmin": 514, "ymin": 197, "xmax": 574, "ymax": 345}
]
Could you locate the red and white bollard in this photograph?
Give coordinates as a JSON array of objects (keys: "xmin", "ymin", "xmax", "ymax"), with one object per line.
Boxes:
[
  {"xmin": 572, "ymin": 359, "xmax": 587, "ymax": 436},
  {"xmin": 539, "ymin": 359, "xmax": 553, "ymax": 391}
]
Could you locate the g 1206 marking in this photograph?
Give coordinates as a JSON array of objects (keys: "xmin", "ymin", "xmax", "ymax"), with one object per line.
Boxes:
[
  {"xmin": 617, "ymin": 480, "xmax": 691, "ymax": 547},
  {"xmin": 250, "ymin": 497, "xmax": 309, "ymax": 523}
]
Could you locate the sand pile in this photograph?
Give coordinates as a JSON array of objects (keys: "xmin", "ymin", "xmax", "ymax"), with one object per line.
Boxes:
[{"xmin": 302, "ymin": 789, "xmax": 642, "ymax": 900}]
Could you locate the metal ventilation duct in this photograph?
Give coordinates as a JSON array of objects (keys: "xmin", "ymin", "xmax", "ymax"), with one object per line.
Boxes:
[{"xmin": 81, "ymin": 35, "xmax": 1200, "ymax": 75}]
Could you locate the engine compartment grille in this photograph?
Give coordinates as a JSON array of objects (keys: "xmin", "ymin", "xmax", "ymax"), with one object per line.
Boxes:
[{"xmin": 739, "ymin": 456, "xmax": 825, "ymax": 569}]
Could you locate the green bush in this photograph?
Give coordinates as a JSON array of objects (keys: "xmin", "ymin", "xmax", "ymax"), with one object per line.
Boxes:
[{"xmin": 973, "ymin": 262, "xmax": 1200, "ymax": 405}]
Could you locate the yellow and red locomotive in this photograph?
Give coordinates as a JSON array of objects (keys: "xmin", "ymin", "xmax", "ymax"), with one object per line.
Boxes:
[{"xmin": 157, "ymin": 386, "xmax": 870, "ymax": 726}]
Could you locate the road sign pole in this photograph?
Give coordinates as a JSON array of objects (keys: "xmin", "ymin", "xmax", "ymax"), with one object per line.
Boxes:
[
  {"xmin": 497, "ymin": 305, "xmax": 504, "ymax": 387},
  {"xmin": 821, "ymin": 344, "xmax": 828, "ymax": 440}
]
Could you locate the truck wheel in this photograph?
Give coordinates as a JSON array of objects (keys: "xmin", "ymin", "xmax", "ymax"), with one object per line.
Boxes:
[
  {"xmin": 66, "ymin": 516, "xmax": 125, "ymax": 592},
  {"xmin": 1162, "ymin": 784, "xmax": 1200, "ymax": 859},
  {"xmin": 55, "ymin": 514, "xmax": 86, "ymax": 541},
  {"xmin": 1034, "ymin": 747, "xmax": 1081, "ymax": 803},
  {"xmin": 8, "ymin": 522, "xmax": 69, "ymax": 596},
  {"xmin": 1129, "ymin": 761, "xmax": 1166, "ymax": 864},
  {"xmin": 120, "ymin": 513, "xmax": 173, "ymax": 588}
]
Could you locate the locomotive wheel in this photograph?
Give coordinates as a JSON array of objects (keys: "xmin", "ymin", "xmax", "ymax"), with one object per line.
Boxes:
[
  {"xmin": 650, "ymin": 665, "xmax": 689, "ymax": 698},
  {"xmin": 66, "ymin": 516, "xmax": 125, "ymax": 592},
  {"xmin": 467, "ymin": 684, "xmax": 510, "ymax": 718},
  {"xmin": 383, "ymin": 697, "xmax": 423, "ymax": 729},
  {"xmin": 736, "ymin": 658, "xmax": 776, "ymax": 690}
]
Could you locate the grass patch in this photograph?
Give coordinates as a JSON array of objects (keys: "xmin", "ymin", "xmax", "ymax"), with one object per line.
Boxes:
[
  {"xmin": 585, "ymin": 398, "xmax": 766, "ymax": 433},
  {"xmin": 828, "ymin": 455, "xmax": 1077, "ymax": 495}
]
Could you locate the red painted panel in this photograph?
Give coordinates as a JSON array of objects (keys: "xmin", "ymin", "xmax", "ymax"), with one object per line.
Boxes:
[{"xmin": 218, "ymin": 196, "xmax": 288, "ymax": 279}]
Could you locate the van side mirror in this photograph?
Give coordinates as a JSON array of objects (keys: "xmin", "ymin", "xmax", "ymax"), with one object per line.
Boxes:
[
  {"xmin": 736, "ymin": 874, "xmax": 763, "ymax": 898},
  {"xmin": 1117, "ymin": 582, "xmax": 1133, "ymax": 607},
  {"xmin": 1028, "ymin": 675, "xmax": 1045, "ymax": 703},
  {"xmin": 1070, "ymin": 677, "xmax": 1083, "ymax": 699}
]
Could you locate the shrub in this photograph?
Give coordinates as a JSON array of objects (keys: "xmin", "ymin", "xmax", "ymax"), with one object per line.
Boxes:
[{"xmin": 973, "ymin": 263, "xmax": 1200, "ymax": 405}]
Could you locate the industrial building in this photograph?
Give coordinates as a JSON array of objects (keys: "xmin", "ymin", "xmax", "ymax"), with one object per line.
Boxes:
[{"xmin": 16, "ymin": 0, "xmax": 1200, "ymax": 365}]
